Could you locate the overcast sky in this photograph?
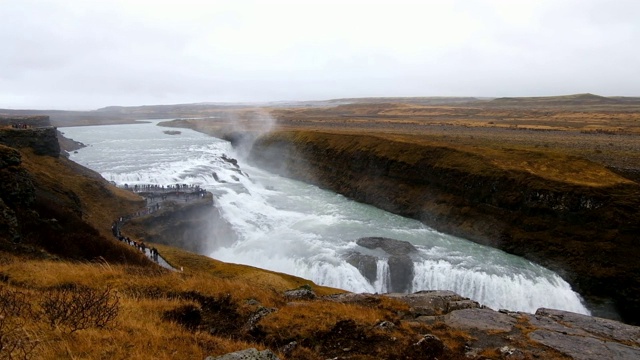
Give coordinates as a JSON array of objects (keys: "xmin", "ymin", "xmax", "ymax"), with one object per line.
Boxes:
[{"xmin": 1, "ymin": 0, "xmax": 639, "ymax": 110}]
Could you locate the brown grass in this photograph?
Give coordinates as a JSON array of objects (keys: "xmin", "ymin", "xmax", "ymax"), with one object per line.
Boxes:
[
  {"xmin": 19, "ymin": 148, "xmax": 144, "ymax": 239},
  {"xmin": 0, "ymin": 240, "xmax": 348, "ymax": 360},
  {"xmin": 258, "ymin": 299, "xmax": 400, "ymax": 344}
]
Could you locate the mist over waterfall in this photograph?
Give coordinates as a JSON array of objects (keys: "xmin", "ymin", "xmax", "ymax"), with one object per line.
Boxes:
[{"xmin": 63, "ymin": 121, "xmax": 590, "ymax": 315}]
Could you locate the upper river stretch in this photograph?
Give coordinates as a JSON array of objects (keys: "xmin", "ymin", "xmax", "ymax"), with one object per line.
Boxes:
[{"xmin": 62, "ymin": 120, "xmax": 590, "ymax": 315}]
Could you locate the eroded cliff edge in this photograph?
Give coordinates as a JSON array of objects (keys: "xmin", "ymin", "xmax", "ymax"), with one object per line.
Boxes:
[{"xmin": 248, "ymin": 130, "xmax": 640, "ymax": 325}]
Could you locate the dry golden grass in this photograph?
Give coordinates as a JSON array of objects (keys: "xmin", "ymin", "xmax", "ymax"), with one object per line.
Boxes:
[
  {"xmin": 259, "ymin": 301, "xmax": 388, "ymax": 342},
  {"xmin": 153, "ymin": 243, "xmax": 344, "ymax": 298},
  {"xmin": 0, "ymin": 240, "xmax": 349, "ymax": 359}
]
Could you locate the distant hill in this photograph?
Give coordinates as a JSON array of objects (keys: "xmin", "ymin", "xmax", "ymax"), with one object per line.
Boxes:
[
  {"xmin": 488, "ymin": 93, "xmax": 640, "ymax": 107},
  {"xmin": 4, "ymin": 93, "xmax": 640, "ymax": 128},
  {"xmin": 323, "ymin": 96, "xmax": 483, "ymax": 106}
]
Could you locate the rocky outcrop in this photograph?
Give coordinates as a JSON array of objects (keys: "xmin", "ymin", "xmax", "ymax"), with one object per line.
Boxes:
[
  {"xmin": 386, "ymin": 290, "xmax": 481, "ymax": 317},
  {"xmin": 356, "ymin": 236, "xmax": 417, "ymax": 255},
  {"xmin": 0, "ymin": 145, "xmax": 36, "ymax": 243},
  {"xmin": 344, "ymin": 252, "xmax": 378, "ymax": 283},
  {"xmin": 284, "ymin": 285, "xmax": 317, "ymax": 300},
  {"xmin": 0, "ymin": 127, "xmax": 61, "ymax": 157},
  {"xmin": 330, "ymin": 290, "xmax": 640, "ymax": 360},
  {"xmin": 57, "ymin": 129, "xmax": 86, "ymax": 157},
  {"xmin": 524, "ymin": 308, "xmax": 640, "ymax": 360},
  {"xmin": 345, "ymin": 237, "xmax": 418, "ymax": 293},
  {"xmin": 0, "ymin": 141, "xmax": 150, "ymax": 264},
  {"xmin": 205, "ymin": 348, "xmax": 280, "ymax": 360},
  {"xmin": 248, "ymin": 131, "xmax": 640, "ymax": 324}
]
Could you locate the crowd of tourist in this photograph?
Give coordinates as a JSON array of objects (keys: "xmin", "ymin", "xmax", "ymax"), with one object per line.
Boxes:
[{"xmin": 111, "ymin": 218, "xmax": 160, "ymax": 263}]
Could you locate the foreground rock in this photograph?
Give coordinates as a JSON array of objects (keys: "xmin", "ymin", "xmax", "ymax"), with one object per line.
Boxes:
[
  {"xmin": 327, "ymin": 290, "xmax": 640, "ymax": 359},
  {"xmin": 525, "ymin": 308, "xmax": 640, "ymax": 360},
  {"xmin": 205, "ymin": 348, "xmax": 280, "ymax": 360}
]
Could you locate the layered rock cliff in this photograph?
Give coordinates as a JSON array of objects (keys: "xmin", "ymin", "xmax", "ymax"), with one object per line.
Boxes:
[
  {"xmin": 0, "ymin": 127, "xmax": 60, "ymax": 157},
  {"xmin": 248, "ymin": 130, "xmax": 640, "ymax": 325}
]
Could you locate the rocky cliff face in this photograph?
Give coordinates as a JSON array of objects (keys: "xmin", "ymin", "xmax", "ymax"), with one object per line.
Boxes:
[
  {"xmin": 0, "ymin": 141, "xmax": 149, "ymax": 265},
  {"xmin": 248, "ymin": 131, "xmax": 640, "ymax": 325},
  {"xmin": 123, "ymin": 194, "xmax": 236, "ymax": 256},
  {"xmin": 0, "ymin": 127, "xmax": 61, "ymax": 157}
]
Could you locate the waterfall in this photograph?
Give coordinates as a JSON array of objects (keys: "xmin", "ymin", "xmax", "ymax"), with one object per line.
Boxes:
[
  {"xmin": 63, "ymin": 121, "xmax": 591, "ymax": 315},
  {"xmin": 373, "ymin": 259, "xmax": 391, "ymax": 293}
]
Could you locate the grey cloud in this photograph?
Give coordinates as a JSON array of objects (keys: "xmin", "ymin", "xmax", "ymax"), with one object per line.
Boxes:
[{"xmin": 1, "ymin": 0, "xmax": 639, "ymax": 110}]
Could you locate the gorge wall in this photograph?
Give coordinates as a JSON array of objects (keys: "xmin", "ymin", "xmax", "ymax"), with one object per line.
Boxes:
[
  {"xmin": 123, "ymin": 194, "xmax": 237, "ymax": 256},
  {"xmin": 248, "ymin": 130, "xmax": 640, "ymax": 325},
  {"xmin": 0, "ymin": 127, "xmax": 60, "ymax": 157}
]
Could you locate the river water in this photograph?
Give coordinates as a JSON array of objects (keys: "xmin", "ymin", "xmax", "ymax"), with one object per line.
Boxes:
[{"xmin": 62, "ymin": 121, "xmax": 590, "ymax": 315}]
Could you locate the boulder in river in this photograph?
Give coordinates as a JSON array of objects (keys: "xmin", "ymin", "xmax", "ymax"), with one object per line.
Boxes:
[
  {"xmin": 344, "ymin": 237, "xmax": 418, "ymax": 293},
  {"xmin": 356, "ymin": 236, "xmax": 418, "ymax": 256},
  {"xmin": 344, "ymin": 252, "xmax": 378, "ymax": 283}
]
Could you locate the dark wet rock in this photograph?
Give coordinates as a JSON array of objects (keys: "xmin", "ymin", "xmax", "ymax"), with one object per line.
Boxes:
[
  {"xmin": 205, "ymin": 348, "xmax": 280, "ymax": 360},
  {"xmin": 284, "ymin": 285, "xmax": 316, "ymax": 300},
  {"xmin": 212, "ymin": 172, "xmax": 227, "ymax": 183},
  {"xmin": 387, "ymin": 290, "xmax": 480, "ymax": 317},
  {"xmin": 221, "ymin": 154, "xmax": 240, "ymax": 168},
  {"xmin": 387, "ymin": 255, "xmax": 413, "ymax": 293},
  {"xmin": 344, "ymin": 252, "xmax": 378, "ymax": 283},
  {"xmin": 345, "ymin": 237, "xmax": 417, "ymax": 293},
  {"xmin": 230, "ymin": 167, "xmax": 249, "ymax": 178},
  {"xmin": 356, "ymin": 237, "xmax": 417, "ymax": 256},
  {"xmin": 57, "ymin": 130, "xmax": 86, "ymax": 157}
]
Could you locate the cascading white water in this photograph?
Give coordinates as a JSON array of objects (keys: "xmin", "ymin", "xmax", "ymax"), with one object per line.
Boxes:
[
  {"xmin": 62, "ymin": 120, "xmax": 590, "ymax": 315},
  {"xmin": 373, "ymin": 259, "xmax": 391, "ymax": 293}
]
